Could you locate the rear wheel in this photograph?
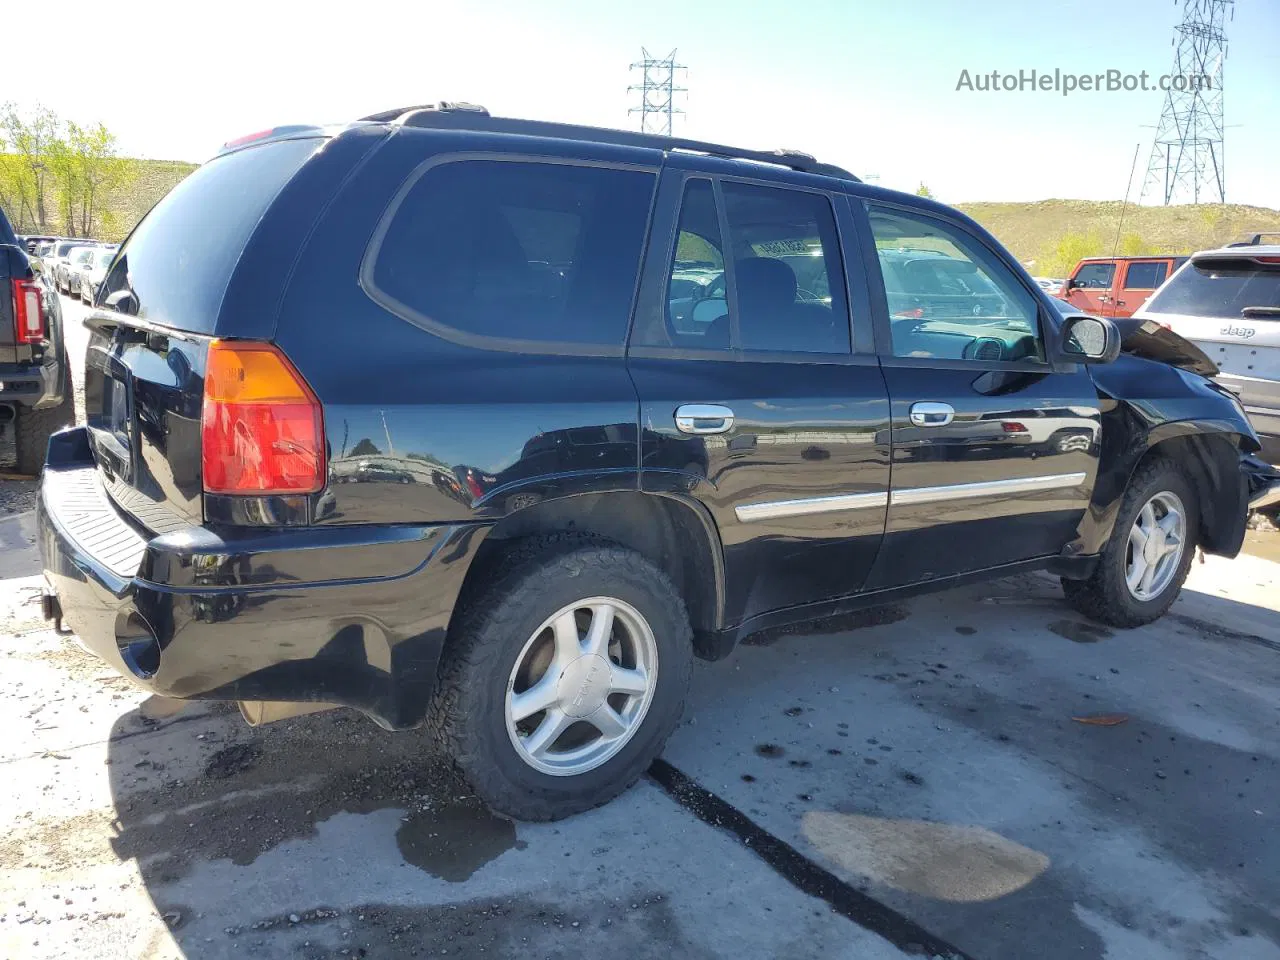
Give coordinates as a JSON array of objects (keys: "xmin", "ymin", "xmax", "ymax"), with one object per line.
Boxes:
[
  {"xmin": 1062, "ymin": 458, "xmax": 1197, "ymax": 627},
  {"xmin": 13, "ymin": 361, "xmax": 74, "ymax": 476},
  {"xmin": 431, "ymin": 537, "xmax": 692, "ymax": 820}
]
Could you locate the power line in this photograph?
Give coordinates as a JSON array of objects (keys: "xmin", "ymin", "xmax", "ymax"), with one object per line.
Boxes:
[
  {"xmin": 628, "ymin": 48, "xmax": 687, "ymax": 136},
  {"xmin": 1140, "ymin": 0, "xmax": 1233, "ymax": 205}
]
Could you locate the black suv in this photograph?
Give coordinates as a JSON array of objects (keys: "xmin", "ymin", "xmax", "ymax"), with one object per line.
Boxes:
[
  {"xmin": 1, "ymin": 206, "xmax": 72, "ymax": 473},
  {"xmin": 37, "ymin": 105, "xmax": 1280, "ymax": 819}
]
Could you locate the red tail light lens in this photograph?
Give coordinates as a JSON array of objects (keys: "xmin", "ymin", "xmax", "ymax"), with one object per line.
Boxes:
[
  {"xmin": 12, "ymin": 278, "xmax": 44, "ymax": 344},
  {"xmin": 1002, "ymin": 421, "xmax": 1029, "ymax": 434},
  {"xmin": 201, "ymin": 340, "xmax": 325, "ymax": 495},
  {"xmin": 893, "ymin": 307, "xmax": 926, "ymax": 319}
]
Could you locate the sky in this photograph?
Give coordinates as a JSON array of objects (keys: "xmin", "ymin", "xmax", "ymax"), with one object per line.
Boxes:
[{"xmin": 9, "ymin": 0, "xmax": 1279, "ymax": 208}]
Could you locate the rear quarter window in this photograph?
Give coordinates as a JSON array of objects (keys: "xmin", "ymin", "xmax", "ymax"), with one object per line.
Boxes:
[
  {"xmin": 98, "ymin": 138, "xmax": 321, "ymax": 332},
  {"xmin": 364, "ymin": 158, "xmax": 656, "ymax": 352}
]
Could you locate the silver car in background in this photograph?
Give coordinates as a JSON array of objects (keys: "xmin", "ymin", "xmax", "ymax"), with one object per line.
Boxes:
[
  {"xmin": 79, "ymin": 245, "xmax": 119, "ymax": 304},
  {"xmin": 1134, "ymin": 236, "xmax": 1280, "ymax": 464}
]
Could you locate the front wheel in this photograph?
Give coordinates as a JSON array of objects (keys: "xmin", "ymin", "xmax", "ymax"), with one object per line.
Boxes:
[
  {"xmin": 1062, "ymin": 457, "xmax": 1198, "ymax": 627},
  {"xmin": 431, "ymin": 537, "xmax": 692, "ymax": 820}
]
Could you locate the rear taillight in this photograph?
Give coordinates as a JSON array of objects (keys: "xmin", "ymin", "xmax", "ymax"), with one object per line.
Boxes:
[
  {"xmin": 12, "ymin": 278, "xmax": 44, "ymax": 344},
  {"xmin": 893, "ymin": 307, "xmax": 926, "ymax": 319},
  {"xmin": 201, "ymin": 340, "xmax": 325, "ymax": 496}
]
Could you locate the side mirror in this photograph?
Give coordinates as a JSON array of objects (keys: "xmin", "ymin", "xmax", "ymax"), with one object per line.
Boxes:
[
  {"xmin": 691, "ymin": 297, "xmax": 728, "ymax": 325},
  {"xmin": 104, "ymin": 288, "xmax": 138, "ymax": 316},
  {"xmin": 1064, "ymin": 278, "xmax": 1079, "ymax": 292},
  {"xmin": 1060, "ymin": 313, "xmax": 1121, "ymax": 364}
]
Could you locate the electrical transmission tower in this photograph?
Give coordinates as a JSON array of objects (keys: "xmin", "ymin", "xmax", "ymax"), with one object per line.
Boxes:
[
  {"xmin": 628, "ymin": 49, "xmax": 686, "ymax": 136},
  {"xmin": 1141, "ymin": 0, "xmax": 1233, "ymax": 205}
]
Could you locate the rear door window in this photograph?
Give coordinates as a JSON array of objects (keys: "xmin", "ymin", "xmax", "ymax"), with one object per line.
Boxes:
[
  {"xmin": 721, "ymin": 182, "xmax": 850, "ymax": 354},
  {"xmin": 1123, "ymin": 261, "xmax": 1168, "ymax": 290},
  {"xmin": 366, "ymin": 159, "xmax": 656, "ymax": 351},
  {"xmin": 1146, "ymin": 258, "xmax": 1280, "ymax": 319},
  {"xmin": 98, "ymin": 138, "xmax": 321, "ymax": 332}
]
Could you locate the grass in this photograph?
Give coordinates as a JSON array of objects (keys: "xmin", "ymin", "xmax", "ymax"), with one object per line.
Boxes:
[{"xmin": 956, "ymin": 199, "xmax": 1280, "ymax": 274}]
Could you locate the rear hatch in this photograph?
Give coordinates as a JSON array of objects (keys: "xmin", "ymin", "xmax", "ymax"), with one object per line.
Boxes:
[
  {"xmin": 1140, "ymin": 253, "xmax": 1280, "ymax": 414},
  {"xmin": 84, "ymin": 136, "xmax": 325, "ymax": 532}
]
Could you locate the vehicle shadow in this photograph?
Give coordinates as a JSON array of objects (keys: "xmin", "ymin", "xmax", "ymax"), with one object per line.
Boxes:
[
  {"xmin": 101, "ymin": 571, "xmax": 1280, "ymax": 959},
  {"xmin": 103, "ymin": 702, "xmax": 538, "ymax": 957}
]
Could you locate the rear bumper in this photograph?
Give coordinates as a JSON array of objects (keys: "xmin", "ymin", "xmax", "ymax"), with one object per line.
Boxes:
[
  {"xmin": 0, "ymin": 355, "xmax": 63, "ymax": 409},
  {"xmin": 37, "ymin": 427, "xmax": 487, "ymax": 729},
  {"xmin": 1243, "ymin": 452, "xmax": 1280, "ymax": 512}
]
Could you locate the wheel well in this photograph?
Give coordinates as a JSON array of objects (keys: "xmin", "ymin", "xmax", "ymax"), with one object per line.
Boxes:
[
  {"xmin": 452, "ymin": 491, "xmax": 725, "ymax": 656},
  {"xmin": 1139, "ymin": 433, "xmax": 1246, "ymax": 556}
]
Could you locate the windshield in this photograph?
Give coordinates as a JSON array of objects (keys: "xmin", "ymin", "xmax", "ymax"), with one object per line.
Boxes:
[
  {"xmin": 96, "ymin": 249, "xmax": 117, "ymax": 267},
  {"xmin": 1146, "ymin": 257, "xmax": 1280, "ymax": 320}
]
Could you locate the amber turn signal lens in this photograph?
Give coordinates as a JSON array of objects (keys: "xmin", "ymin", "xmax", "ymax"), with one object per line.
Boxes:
[{"xmin": 201, "ymin": 340, "xmax": 325, "ymax": 496}]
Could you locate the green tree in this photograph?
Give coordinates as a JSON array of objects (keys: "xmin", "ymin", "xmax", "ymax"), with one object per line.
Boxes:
[
  {"xmin": 1117, "ymin": 232, "xmax": 1153, "ymax": 256},
  {"xmin": 70, "ymin": 122, "xmax": 134, "ymax": 237},
  {"xmin": 1037, "ymin": 229, "xmax": 1106, "ymax": 277},
  {"xmin": 915, "ymin": 183, "xmax": 934, "ymax": 198},
  {"xmin": 1, "ymin": 102, "xmax": 61, "ymax": 230}
]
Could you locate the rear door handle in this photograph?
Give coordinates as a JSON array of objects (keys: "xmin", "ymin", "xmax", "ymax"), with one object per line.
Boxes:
[
  {"xmin": 675, "ymin": 404, "xmax": 735, "ymax": 435},
  {"xmin": 909, "ymin": 401, "xmax": 954, "ymax": 427}
]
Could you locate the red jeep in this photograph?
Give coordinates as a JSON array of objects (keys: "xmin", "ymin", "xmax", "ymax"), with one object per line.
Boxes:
[{"xmin": 1062, "ymin": 255, "xmax": 1188, "ymax": 318}]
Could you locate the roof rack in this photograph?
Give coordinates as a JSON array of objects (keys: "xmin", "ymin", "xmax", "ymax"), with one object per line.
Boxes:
[
  {"xmin": 364, "ymin": 102, "xmax": 860, "ymax": 182},
  {"xmin": 1225, "ymin": 232, "xmax": 1280, "ymax": 247}
]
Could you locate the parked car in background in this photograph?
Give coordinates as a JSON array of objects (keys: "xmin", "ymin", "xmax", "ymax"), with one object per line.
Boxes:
[
  {"xmin": 1062, "ymin": 255, "xmax": 1189, "ymax": 318},
  {"xmin": 46, "ymin": 239, "xmax": 86, "ymax": 292},
  {"xmin": 1135, "ymin": 237, "xmax": 1280, "ymax": 464},
  {"xmin": 1034, "ymin": 276, "xmax": 1065, "ymax": 296},
  {"xmin": 22, "ymin": 235, "xmax": 57, "ymax": 256},
  {"xmin": 78, "ymin": 245, "xmax": 118, "ymax": 304},
  {"xmin": 36, "ymin": 106, "xmax": 1279, "ymax": 822},
  {"xmin": 1, "ymin": 205, "xmax": 74, "ymax": 474},
  {"xmin": 64, "ymin": 245, "xmax": 98, "ymax": 297}
]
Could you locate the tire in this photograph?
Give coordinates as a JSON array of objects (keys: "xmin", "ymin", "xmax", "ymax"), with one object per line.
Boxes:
[
  {"xmin": 431, "ymin": 535, "xmax": 693, "ymax": 820},
  {"xmin": 1062, "ymin": 457, "xmax": 1198, "ymax": 627},
  {"xmin": 15, "ymin": 362, "xmax": 74, "ymax": 476}
]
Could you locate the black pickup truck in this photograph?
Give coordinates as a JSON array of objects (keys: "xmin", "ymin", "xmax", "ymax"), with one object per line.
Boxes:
[{"xmin": 0, "ymin": 205, "xmax": 72, "ymax": 473}]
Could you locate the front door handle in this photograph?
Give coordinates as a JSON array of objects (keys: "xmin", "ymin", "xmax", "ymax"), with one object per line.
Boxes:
[
  {"xmin": 675, "ymin": 404, "xmax": 735, "ymax": 435},
  {"xmin": 909, "ymin": 401, "xmax": 955, "ymax": 427}
]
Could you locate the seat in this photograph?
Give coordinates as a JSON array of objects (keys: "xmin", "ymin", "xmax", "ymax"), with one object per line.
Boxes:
[{"xmin": 735, "ymin": 257, "xmax": 839, "ymax": 353}]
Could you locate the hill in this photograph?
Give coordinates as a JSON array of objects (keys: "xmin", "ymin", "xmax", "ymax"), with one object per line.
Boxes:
[
  {"xmin": 9, "ymin": 156, "xmax": 1280, "ymax": 272},
  {"xmin": 108, "ymin": 159, "xmax": 198, "ymax": 235},
  {"xmin": 956, "ymin": 200, "xmax": 1280, "ymax": 276}
]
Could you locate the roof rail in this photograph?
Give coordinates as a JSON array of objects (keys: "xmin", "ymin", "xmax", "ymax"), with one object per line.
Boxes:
[
  {"xmin": 1226, "ymin": 232, "xmax": 1280, "ymax": 247},
  {"xmin": 360, "ymin": 102, "xmax": 490, "ymax": 123},
  {"xmin": 378, "ymin": 104, "xmax": 860, "ymax": 182}
]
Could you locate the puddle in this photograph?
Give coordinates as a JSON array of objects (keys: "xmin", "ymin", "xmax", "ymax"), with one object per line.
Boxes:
[
  {"xmin": 204, "ymin": 743, "xmax": 262, "ymax": 779},
  {"xmin": 396, "ymin": 801, "xmax": 524, "ymax": 882},
  {"xmin": 1048, "ymin": 620, "xmax": 1114, "ymax": 644}
]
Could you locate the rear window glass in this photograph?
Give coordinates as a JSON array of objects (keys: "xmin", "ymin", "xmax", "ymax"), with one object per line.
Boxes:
[
  {"xmin": 368, "ymin": 159, "xmax": 655, "ymax": 350},
  {"xmin": 99, "ymin": 138, "xmax": 319, "ymax": 331},
  {"xmin": 1146, "ymin": 258, "xmax": 1280, "ymax": 320}
]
